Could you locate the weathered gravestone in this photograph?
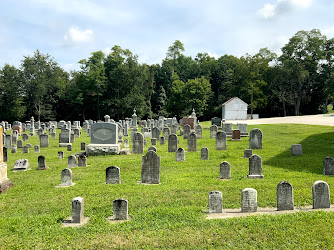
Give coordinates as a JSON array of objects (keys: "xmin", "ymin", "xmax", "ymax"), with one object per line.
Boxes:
[
  {"xmin": 195, "ymin": 124, "xmax": 202, "ymax": 139},
  {"xmin": 34, "ymin": 145, "xmax": 40, "ymax": 153},
  {"xmin": 0, "ymin": 126, "xmax": 13, "ymax": 193},
  {"xmin": 3, "ymin": 147, "xmax": 7, "ymax": 162},
  {"xmin": 80, "ymin": 142, "xmax": 86, "ymax": 151},
  {"xmin": 37, "ymin": 155, "xmax": 48, "ymax": 170},
  {"xmin": 222, "ymin": 123, "xmax": 233, "ymax": 137},
  {"xmin": 249, "ymin": 129, "xmax": 263, "ymax": 149},
  {"xmin": 12, "ymin": 133, "xmax": 17, "ymax": 144},
  {"xmin": 59, "ymin": 129, "xmax": 71, "ymax": 147},
  {"xmin": 71, "ymin": 197, "xmax": 85, "ymax": 224},
  {"xmin": 244, "ymin": 149, "xmax": 253, "ymax": 158},
  {"xmin": 106, "ymin": 166, "xmax": 120, "ymax": 184},
  {"xmin": 176, "ymin": 148, "xmax": 185, "ymax": 162},
  {"xmin": 208, "ymin": 191, "xmax": 223, "ymax": 213},
  {"xmin": 67, "ymin": 144, "xmax": 72, "ymax": 151},
  {"xmin": 323, "ymin": 156, "xmax": 334, "ymax": 175},
  {"xmin": 58, "ymin": 168, "xmax": 74, "ymax": 187},
  {"xmin": 220, "ymin": 161, "xmax": 231, "ymax": 179},
  {"xmin": 13, "ymin": 159, "xmax": 30, "ymax": 171},
  {"xmin": 248, "ymin": 154, "xmax": 263, "ymax": 179},
  {"xmin": 312, "ymin": 180, "xmax": 330, "ymax": 209},
  {"xmin": 277, "ymin": 181, "xmax": 294, "ymax": 211},
  {"xmin": 182, "ymin": 117, "xmax": 195, "ymax": 130},
  {"xmin": 22, "ymin": 133, "xmax": 29, "ymax": 141},
  {"xmin": 216, "ymin": 131, "xmax": 227, "ymax": 150},
  {"xmin": 148, "ymin": 146, "xmax": 157, "ymax": 153},
  {"xmin": 241, "ymin": 188, "xmax": 257, "ymax": 212},
  {"xmin": 73, "ymin": 128, "xmax": 80, "ymax": 138},
  {"xmin": 201, "ymin": 147, "xmax": 209, "ymax": 160},
  {"xmin": 231, "ymin": 129, "xmax": 241, "ymax": 141},
  {"xmin": 237, "ymin": 123, "xmax": 248, "ymax": 137},
  {"xmin": 187, "ymin": 132, "xmax": 197, "ymax": 152},
  {"xmin": 171, "ymin": 124, "xmax": 178, "ymax": 135},
  {"xmin": 5, "ymin": 135, "xmax": 11, "ymax": 149},
  {"xmin": 291, "ymin": 144, "xmax": 302, "ymax": 156},
  {"xmin": 124, "ymin": 139, "xmax": 129, "ymax": 148},
  {"xmin": 113, "ymin": 199, "xmax": 128, "ymax": 220},
  {"xmin": 17, "ymin": 140, "xmax": 23, "ymax": 148},
  {"xmin": 141, "ymin": 150, "xmax": 160, "ymax": 184},
  {"xmin": 58, "ymin": 151, "xmax": 64, "ymax": 159},
  {"xmin": 132, "ymin": 132, "xmax": 144, "ymax": 154},
  {"xmin": 210, "ymin": 125, "xmax": 218, "ymax": 138},
  {"xmin": 152, "ymin": 127, "xmax": 160, "ymax": 139},
  {"xmin": 211, "ymin": 117, "xmax": 222, "ymax": 127},
  {"xmin": 11, "ymin": 145, "xmax": 17, "ymax": 153},
  {"xmin": 68, "ymin": 155, "xmax": 77, "ymax": 167},
  {"xmin": 151, "ymin": 138, "xmax": 157, "ymax": 145},
  {"xmin": 22, "ymin": 146, "xmax": 29, "ymax": 154},
  {"xmin": 163, "ymin": 127, "xmax": 170, "ymax": 140},
  {"xmin": 183, "ymin": 124, "xmax": 191, "ymax": 140},
  {"xmin": 168, "ymin": 134, "xmax": 178, "ymax": 153},
  {"xmin": 78, "ymin": 155, "xmax": 87, "ymax": 167}
]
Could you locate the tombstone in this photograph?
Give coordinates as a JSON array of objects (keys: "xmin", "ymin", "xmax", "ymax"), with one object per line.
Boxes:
[
  {"xmin": 71, "ymin": 197, "xmax": 85, "ymax": 224},
  {"xmin": 241, "ymin": 188, "xmax": 257, "ymax": 212},
  {"xmin": 222, "ymin": 123, "xmax": 233, "ymax": 137},
  {"xmin": 3, "ymin": 147, "xmax": 7, "ymax": 162},
  {"xmin": 323, "ymin": 156, "xmax": 334, "ymax": 175},
  {"xmin": 73, "ymin": 128, "xmax": 80, "ymax": 138},
  {"xmin": 11, "ymin": 145, "xmax": 17, "ymax": 153},
  {"xmin": 183, "ymin": 124, "xmax": 191, "ymax": 140},
  {"xmin": 152, "ymin": 127, "xmax": 160, "ymax": 139},
  {"xmin": 17, "ymin": 140, "xmax": 23, "ymax": 149},
  {"xmin": 59, "ymin": 129, "xmax": 71, "ymax": 147},
  {"xmin": 151, "ymin": 138, "xmax": 157, "ymax": 146},
  {"xmin": 249, "ymin": 129, "xmax": 263, "ymax": 149},
  {"xmin": 237, "ymin": 123, "xmax": 248, "ymax": 137},
  {"xmin": 132, "ymin": 132, "xmax": 144, "ymax": 154},
  {"xmin": 0, "ymin": 127, "xmax": 13, "ymax": 192},
  {"xmin": 220, "ymin": 161, "xmax": 231, "ymax": 179},
  {"xmin": 141, "ymin": 150, "xmax": 160, "ymax": 184},
  {"xmin": 22, "ymin": 133, "xmax": 29, "ymax": 141},
  {"xmin": 201, "ymin": 147, "xmax": 209, "ymax": 160},
  {"xmin": 168, "ymin": 134, "xmax": 178, "ymax": 153},
  {"xmin": 37, "ymin": 155, "xmax": 48, "ymax": 170},
  {"xmin": 58, "ymin": 151, "xmax": 64, "ymax": 159},
  {"xmin": 163, "ymin": 127, "xmax": 170, "ymax": 140},
  {"xmin": 68, "ymin": 155, "xmax": 77, "ymax": 167},
  {"xmin": 22, "ymin": 146, "xmax": 29, "ymax": 154},
  {"xmin": 210, "ymin": 125, "xmax": 218, "ymax": 138},
  {"xmin": 105, "ymin": 166, "xmax": 121, "ymax": 184},
  {"xmin": 113, "ymin": 199, "xmax": 128, "ymax": 220},
  {"xmin": 248, "ymin": 154, "xmax": 263, "ymax": 179},
  {"xmin": 12, "ymin": 133, "xmax": 17, "ymax": 144},
  {"xmin": 59, "ymin": 168, "xmax": 73, "ymax": 186},
  {"xmin": 30, "ymin": 117, "xmax": 35, "ymax": 136},
  {"xmin": 181, "ymin": 117, "xmax": 194, "ymax": 129},
  {"xmin": 277, "ymin": 181, "xmax": 294, "ymax": 211},
  {"xmin": 148, "ymin": 146, "xmax": 157, "ymax": 153},
  {"xmin": 13, "ymin": 159, "xmax": 30, "ymax": 171},
  {"xmin": 26, "ymin": 143, "xmax": 32, "ymax": 148},
  {"xmin": 171, "ymin": 124, "xmax": 178, "ymax": 135},
  {"xmin": 5, "ymin": 134, "xmax": 11, "ymax": 149},
  {"xmin": 34, "ymin": 145, "xmax": 40, "ymax": 153},
  {"xmin": 216, "ymin": 131, "xmax": 227, "ymax": 150},
  {"xmin": 187, "ymin": 132, "xmax": 197, "ymax": 152},
  {"xmin": 211, "ymin": 117, "xmax": 222, "ymax": 127},
  {"xmin": 124, "ymin": 139, "xmax": 129, "ymax": 148},
  {"xmin": 291, "ymin": 144, "xmax": 302, "ymax": 156},
  {"xmin": 80, "ymin": 142, "xmax": 86, "ymax": 151},
  {"xmin": 208, "ymin": 191, "xmax": 223, "ymax": 213},
  {"xmin": 78, "ymin": 155, "xmax": 87, "ymax": 167},
  {"xmin": 123, "ymin": 123, "xmax": 129, "ymax": 137},
  {"xmin": 67, "ymin": 144, "xmax": 72, "ymax": 151},
  {"xmin": 231, "ymin": 130, "xmax": 241, "ymax": 141},
  {"xmin": 312, "ymin": 181, "xmax": 330, "ymax": 209},
  {"xmin": 159, "ymin": 136, "xmax": 165, "ymax": 145},
  {"xmin": 176, "ymin": 148, "xmax": 185, "ymax": 162},
  {"xmin": 244, "ymin": 149, "xmax": 253, "ymax": 158},
  {"xmin": 131, "ymin": 109, "xmax": 137, "ymax": 128},
  {"xmin": 70, "ymin": 133, "xmax": 75, "ymax": 143},
  {"xmin": 195, "ymin": 124, "xmax": 202, "ymax": 139}
]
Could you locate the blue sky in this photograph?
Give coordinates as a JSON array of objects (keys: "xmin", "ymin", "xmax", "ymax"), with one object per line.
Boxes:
[{"xmin": 0, "ymin": 0, "xmax": 333, "ymax": 71}]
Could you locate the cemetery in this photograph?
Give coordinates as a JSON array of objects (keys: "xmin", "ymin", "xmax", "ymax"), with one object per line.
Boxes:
[{"xmin": 0, "ymin": 118, "xmax": 334, "ymax": 248}]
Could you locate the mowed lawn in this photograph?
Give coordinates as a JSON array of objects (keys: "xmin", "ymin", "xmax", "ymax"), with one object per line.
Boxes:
[{"xmin": 1, "ymin": 123, "xmax": 334, "ymax": 249}]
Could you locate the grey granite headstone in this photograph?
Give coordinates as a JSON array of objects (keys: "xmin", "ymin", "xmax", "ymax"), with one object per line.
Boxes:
[
  {"xmin": 11, "ymin": 145, "xmax": 17, "ymax": 153},
  {"xmin": 163, "ymin": 127, "xmax": 170, "ymax": 140},
  {"xmin": 323, "ymin": 156, "xmax": 334, "ymax": 175},
  {"xmin": 216, "ymin": 131, "xmax": 227, "ymax": 150},
  {"xmin": 3, "ymin": 147, "xmax": 7, "ymax": 162},
  {"xmin": 195, "ymin": 124, "xmax": 202, "ymax": 139},
  {"xmin": 40, "ymin": 134, "xmax": 49, "ymax": 147},
  {"xmin": 113, "ymin": 199, "xmax": 128, "ymax": 220},
  {"xmin": 22, "ymin": 133, "xmax": 29, "ymax": 141},
  {"xmin": 291, "ymin": 144, "xmax": 302, "ymax": 156},
  {"xmin": 90, "ymin": 122, "xmax": 118, "ymax": 144},
  {"xmin": 241, "ymin": 188, "xmax": 257, "ymax": 212},
  {"xmin": 78, "ymin": 155, "xmax": 87, "ymax": 167},
  {"xmin": 17, "ymin": 140, "xmax": 23, "ymax": 148},
  {"xmin": 244, "ymin": 149, "xmax": 253, "ymax": 158},
  {"xmin": 68, "ymin": 155, "xmax": 77, "ymax": 167},
  {"xmin": 159, "ymin": 136, "xmax": 165, "ymax": 145},
  {"xmin": 141, "ymin": 150, "xmax": 160, "ymax": 184},
  {"xmin": 152, "ymin": 127, "xmax": 160, "ymax": 139},
  {"xmin": 151, "ymin": 138, "xmax": 157, "ymax": 145},
  {"xmin": 13, "ymin": 159, "xmax": 30, "ymax": 171},
  {"xmin": 67, "ymin": 144, "xmax": 72, "ymax": 151},
  {"xmin": 312, "ymin": 180, "xmax": 330, "ymax": 209},
  {"xmin": 148, "ymin": 146, "xmax": 157, "ymax": 152},
  {"xmin": 210, "ymin": 125, "xmax": 218, "ymax": 138},
  {"xmin": 59, "ymin": 129, "xmax": 71, "ymax": 147},
  {"xmin": 208, "ymin": 191, "xmax": 223, "ymax": 213},
  {"xmin": 132, "ymin": 132, "xmax": 144, "ymax": 154},
  {"xmin": 5, "ymin": 135, "xmax": 11, "ymax": 149},
  {"xmin": 201, "ymin": 147, "xmax": 209, "ymax": 160},
  {"xmin": 171, "ymin": 124, "xmax": 178, "ymax": 135},
  {"xmin": 211, "ymin": 117, "xmax": 221, "ymax": 127},
  {"xmin": 61, "ymin": 168, "xmax": 73, "ymax": 186},
  {"xmin": 176, "ymin": 148, "xmax": 185, "ymax": 162},
  {"xmin": 220, "ymin": 161, "xmax": 231, "ymax": 179},
  {"xmin": 37, "ymin": 155, "xmax": 47, "ymax": 170},
  {"xmin": 58, "ymin": 151, "xmax": 64, "ymax": 159},
  {"xmin": 168, "ymin": 134, "xmax": 178, "ymax": 153},
  {"xmin": 237, "ymin": 123, "xmax": 248, "ymax": 136},
  {"xmin": 183, "ymin": 124, "xmax": 191, "ymax": 139},
  {"xmin": 249, "ymin": 129, "xmax": 262, "ymax": 149},
  {"xmin": 106, "ymin": 166, "xmax": 120, "ymax": 184},
  {"xmin": 222, "ymin": 123, "xmax": 233, "ymax": 137},
  {"xmin": 34, "ymin": 145, "xmax": 40, "ymax": 153},
  {"xmin": 277, "ymin": 181, "xmax": 294, "ymax": 211},
  {"xmin": 248, "ymin": 154, "xmax": 263, "ymax": 179},
  {"xmin": 187, "ymin": 132, "xmax": 197, "ymax": 152},
  {"xmin": 26, "ymin": 143, "xmax": 32, "ymax": 148},
  {"xmin": 81, "ymin": 142, "xmax": 86, "ymax": 151},
  {"xmin": 22, "ymin": 146, "xmax": 29, "ymax": 154},
  {"xmin": 72, "ymin": 197, "xmax": 84, "ymax": 223}
]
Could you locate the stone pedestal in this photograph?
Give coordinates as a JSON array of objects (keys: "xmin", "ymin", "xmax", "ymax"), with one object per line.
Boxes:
[{"xmin": 86, "ymin": 144, "xmax": 121, "ymax": 156}]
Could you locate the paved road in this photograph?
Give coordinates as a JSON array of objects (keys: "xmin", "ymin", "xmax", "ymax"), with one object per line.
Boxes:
[{"xmin": 225, "ymin": 114, "xmax": 334, "ymax": 126}]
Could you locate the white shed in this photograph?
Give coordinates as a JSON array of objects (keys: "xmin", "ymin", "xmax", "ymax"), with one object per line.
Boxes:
[{"xmin": 222, "ymin": 97, "xmax": 248, "ymax": 120}]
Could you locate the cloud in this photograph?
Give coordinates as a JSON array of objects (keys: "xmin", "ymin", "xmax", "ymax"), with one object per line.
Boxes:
[
  {"xmin": 64, "ymin": 26, "xmax": 94, "ymax": 45},
  {"xmin": 322, "ymin": 27, "xmax": 334, "ymax": 38}
]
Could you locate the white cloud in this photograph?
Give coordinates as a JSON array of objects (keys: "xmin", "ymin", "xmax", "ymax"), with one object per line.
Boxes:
[
  {"xmin": 207, "ymin": 52, "xmax": 219, "ymax": 59},
  {"xmin": 64, "ymin": 26, "xmax": 94, "ymax": 45},
  {"xmin": 322, "ymin": 27, "xmax": 334, "ymax": 38}
]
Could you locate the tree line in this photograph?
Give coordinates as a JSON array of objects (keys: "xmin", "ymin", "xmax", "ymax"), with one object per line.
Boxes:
[{"xmin": 1, "ymin": 29, "xmax": 333, "ymax": 123}]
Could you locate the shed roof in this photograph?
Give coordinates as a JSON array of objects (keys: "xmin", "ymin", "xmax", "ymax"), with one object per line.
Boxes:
[{"xmin": 222, "ymin": 97, "xmax": 248, "ymax": 106}]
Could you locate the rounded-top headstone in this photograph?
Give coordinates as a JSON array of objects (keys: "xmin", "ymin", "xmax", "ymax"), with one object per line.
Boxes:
[
  {"xmin": 241, "ymin": 188, "xmax": 257, "ymax": 212},
  {"xmin": 277, "ymin": 181, "xmax": 294, "ymax": 211},
  {"xmin": 312, "ymin": 180, "xmax": 330, "ymax": 209}
]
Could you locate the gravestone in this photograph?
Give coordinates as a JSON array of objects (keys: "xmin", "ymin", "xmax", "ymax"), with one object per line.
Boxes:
[
  {"xmin": 106, "ymin": 166, "xmax": 120, "ymax": 184},
  {"xmin": 241, "ymin": 188, "xmax": 257, "ymax": 212},
  {"xmin": 183, "ymin": 124, "xmax": 191, "ymax": 139},
  {"xmin": 159, "ymin": 136, "xmax": 165, "ymax": 145},
  {"xmin": 222, "ymin": 123, "xmax": 233, "ymax": 137},
  {"xmin": 70, "ymin": 133, "xmax": 75, "ymax": 143},
  {"xmin": 11, "ymin": 145, "xmax": 17, "ymax": 153},
  {"xmin": 113, "ymin": 199, "xmax": 128, "ymax": 220},
  {"xmin": 216, "ymin": 131, "xmax": 227, "ymax": 150},
  {"xmin": 187, "ymin": 132, "xmax": 197, "ymax": 152},
  {"xmin": 163, "ymin": 127, "xmax": 170, "ymax": 140},
  {"xmin": 208, "ymin": 191, "xmax": 223, "ymax": 213},
  {"xmin": 195, "ymin": 124, "xmax": 202, "ymax": 139},
  {"xmin": 58, "ymin": 151, "xmax": 64, "ymax": 159},
  {"xmin": 13, "ymin": 159, "xmax": 30, "ymax": 171},
  {"xmin": 201, "ymin": 147, "xmax": 209, "ymax": 160},
  {"xmin": 152, "ymin": 127, "xmax": 160, "ymax": 139},
  {"xmin": 312, "ymin": 180, "xmax": 330, "ymax": 209},
  {"xmin": 26, "ymin": 143, "xmax": 32, "ymax": 148},
  {"xmin": 17, "ymin": 140, "xmax": 23, "ymax": 148},
  {"xmin": 37, "ymin": 155, "xmax": 48, "ymax": 170},
  {"xmin": 323, "ymin": 156, "xmax": 334, "ymax": 175},
  {"xmin": 68, "ymin": 155, "xmax": 77, "ymax": 167},
  {"xmin": 132, "ymin": 132, "xmax": 144, "ymax": 154},
  {"xmin": 71, "ymin": 197, "xmax": 85, "ymax": 224},
  {"xmin": 231, "ymin": 130, "xmax": 241, "ymax": 141},
  {"xmin": 34, "ymin": 145, "xmax": 40, "ymax": 153},
  {"xmin": 5, "ymin": 135, "xmax": 11, "ymax": 149},
  {"xmin": 67, "ymin": 144, "xmax": 72, "ymax": 151},
  {"xmin": 73, "ymin": 128, "xmax": 80, "ymax": 138},
  {"xmin": 277, "ymin": 181, "xmax": 294, "ymax": 211},
  {"xmin": 151, "ymin": 138, "xmax": 157, "ymax": 145},
  {"xmin": 291, "ymin": 144, "xmax": 302, "ymax": 156},
  {"xmin": 168, "ymin": 134, "xmax": 178, "ymax": 152},
  {"xmin": 210, "ymin": 125, "xmax": 218, "ymax": 138},
  {"xmin": 81, "ymin": 142, "xmax": 86, "ymax": 151},
  {"xmin": 3, "ymin": 147, "xmax": 7, "ymax": 162},
  {"xmin": 0, "ymin": 126, "xmax": 13, "ymax": 193},
  {"xmin": 78, "ymin": 155, "xmax": 87, "ymax": 167},
  {"xmin": 60, "ymin": 168, "xmax": 73, "ymax": 186},
  {"xmin": 51, "ymin": 132, "xmax": 56, "ymax": 139},
  {"xmin": 124, "ymin": 139, "xmax": 129, "ymax": 148},
  {"xmin": 244, "ymin": 149, "xmax": 253, "ymax": 158},
  {"xmin": 171, "ymin": 124, "xmax": 178, "ymax": 135},
  {"xmin": 182, "ymin": 117, "xmax": 194, "ymax": 129},
  {"xmin": 59, "ymin": 129, "xmax": 71, "ymax": 147},
  {"xmin": 249, "ymin": 129, "xmax": 263, "ymax": 149},
  {"xmin": 176, "ymin": 148, "xmax": 185, "ymax": 161},
  {"xmin": 211, "ymin": 117, "xmax": 222, "ymax": 127},
  {"xmin": 22, "ymin": 133, "xmax": 29, "ymax": 141},
  {"xmin": 248, "ymin": 154, "xmax": 263, "ymax": 178},
  {"xmin": 22, "ymin": 146, "xmax": 29, "ymax": 154},
  {"xmin": 237, "ymin": 123, "xmax": 248, "ymax": 136},
  {"xmin": 141, "ymin": 150, "xmax": 160, "ymax": 184},
  {"xmin": 12, "ymin": 133, "xmax": 17, "ymax": 144},
  {"xmin": 220, "ymin": 161, "xmax": 231, "ymax": 179},
  {"xmin": 148, "ymin": 146, "xmax": 157, "ymax": 152},
  {"xmin": 123, "ymin": 123, "xmax": 129, "ymax": 137}
]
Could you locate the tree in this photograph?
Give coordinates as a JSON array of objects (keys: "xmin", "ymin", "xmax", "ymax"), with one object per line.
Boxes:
[{"xmin": 166, "ymin": 40, "xmax": 185, "ymax": 76}]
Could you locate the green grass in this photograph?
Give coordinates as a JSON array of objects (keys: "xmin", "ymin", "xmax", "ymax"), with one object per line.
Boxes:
[{"xmin": 1, "ymin": 123, "xmax": 334, "ymax": 248}]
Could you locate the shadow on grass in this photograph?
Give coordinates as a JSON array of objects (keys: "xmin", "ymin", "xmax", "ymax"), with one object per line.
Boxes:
[{"xmin": 264, "ymin": 131, "xmax": 334, "ymax": 174}]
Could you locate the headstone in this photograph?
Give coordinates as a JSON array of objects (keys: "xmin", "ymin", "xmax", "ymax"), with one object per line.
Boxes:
[
  {"xmin": 141, "ymin": 150, "xmax": 160, "ymax": 184},
  {"xmin": 124, "ymin": 139, "xmax": 129, "ymax": 148},
  {"xmin": 323, "ymin": 156, "xmax": 334, "ymax": 175},
  {"xmin": 3, "ymin": 147, "xmax": 7, "ymax": 162},
  {"xmin": 26, "ymin": 143, "xmax": 32, "ymax": 148},
  {"xmin": 67, "ymin": 144, "xmax": 72, "ymax": 151},
  {"xmin": 73, "ymin": 128, "xmax": 80, "ymax": 138},
  {"xmin": 195, "ymin": 124, "xmax": 202, "ymax": 139},
  {"xmin": 231, "ymin": 130, "xmax": 241, "ymax": 140},
  {"xmin": 216, "ymin": 131, "xmax": 227, "ymax": 150},
  {"xmin": 244, "ymin": 149, "xmax": 253, "ymax": 158},
  {"xmin": 5, "ymin": 134, "xmax": 11, "ymax": 149},
  {"xmin": 249, "ymin": 129, "xmax": 263, "ymax": 149},
  {"xmin": 71, "ymin": 197, "xmax": 84, "ymax": 223},
  {"xmin": 13, "ymin": 159, "xmax": 30, "ymax": 171},
  {"xmin": 183, "ymin": 124, "xmax": 191, "ymax": 140},
  {"xmin": 171, "ymin": 124, "xmax": 178, "ymax": 135},
  {"xmin": 291, "ymin": 144, "xmax": 302, "ymax": 156},
  {"xmin": 0, "ymin": 127, "xmax": 13, "ymax": 192},
  {"xmin": 248, "ymin": 154, "xmax": 264, "ymax": 179},
  {"xmin": 60, "ymin": 168, "xmax": 73, "ymax": 186},
  {"xmin": 17, "ymin": 140, "xmax": 23, "ymax": 148},
  {"xmin": 152, "ymin": 127, "xmax": 160, "ymax": 139},
  {"xmin": 312, "ymin": 180, "xmax": 330, "ymax": 209},
  {"xmin": 220, "ymin": 161, "xmax": 231, "ymax": 179},
  {"xmin": 181, "ymin": 117, "xmax": 194, "ymax": 129},
  {"xmin": 58, "ymin": 151, "xmax": 64, "ymax": 159},
  {"xmin": 176, "ymin": 148, "xmax": 185, "ymax": 162},
  {"xmin": 22, "ymin": 146, "xmax": 29, "ymax": 154},
  {"xmin": 187, "ymin": 132, "xmax": 197, "ymax": 152},
  {"xmin": 222, "ymin": 123, "xmax": 233, "ymax": 137},
  {"xmin": 132, "ymin": 132, "xmax": 144, "ymax": 154},
  {"xmin": 211, "ymin": 117, "xmax": 222, "ymax": 127},
  {"xmin": 37, "ymin": 155, "xmax": 47, "ymax": 170},
  {"xmin": 168, "ymin": 134, "xmax": 178, "ymax": 152},
  {"xmin": 106, "ymin": 166, "xmax": 121, "ymax": 184},
  {"xmin": 210, "ymin": 125, "xmax": 218, "ymax": 138},
  {"xmin": 68, "ymin": 155, "xmax": 77, "ymax": 167},
  {"xmin": 78, "ymin": 155, "xmax": 87, "ymax": 167},
  {"xmin": 237, "ymin": 123, "xmax": 248, "ymax": 136},
  {"xmin": 22, "ymin": 133, "xmax": 29, "ymax": 141},
  {"xmin": 241, "ymin": 188, "xmax": 257, "ymax": 212},
  {"xmin": 277, "ymin": 181, "xmax": 294, "ymax": 211},
  {"xmin": 12, "ymin": 133, "xmax": 17, "ymax": 144},
  {"xmin": 113, "ymin": 199, "xmax": 128, "ymax": 220},
  {"xmin": 70, "ymin": 133, "xmax": 75, "ymax": 143},
  {"xmin": 163, "ymin": 127, "xmax": 170, "ymax": 140},
  {"xmin": 208, "ymin": 191, "xmax": 223, "ymax": 213},
  {"xmin": 59, "ymin": 129, "xmax": 71, "ymax": 147},
  {"xmin": 81, "ymin": 142, "xmax": 86, "ymax": 151},
  {"xmin": 159, "ymin": 136, "xmax": 165, "ymax": 145},
  {"xmin": 131, "ymin": 109, "xmax": 137, "ymax": 128},
  {"xmin": 151, "ymin": 138, "xmax": 157, "ymax": 145},
  {"xmin": 11, "ymin": 145, "xmax": 17, "ymax": 153},
  {"xmin": 201, "ymin": 147, "xmax": 209, "ymax": 160},
  {"xmin": 34, "ymin": 145, "xmax": 40, "ymax": 153},
  {"xmin": 148, "ymin": 146, "xmax": 157, "ymax": 152}
]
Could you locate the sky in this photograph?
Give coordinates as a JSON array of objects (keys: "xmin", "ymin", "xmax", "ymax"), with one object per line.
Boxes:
[{"xmin": 0, "ymin": 0, "xmax": 334, "ymax": 72}]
